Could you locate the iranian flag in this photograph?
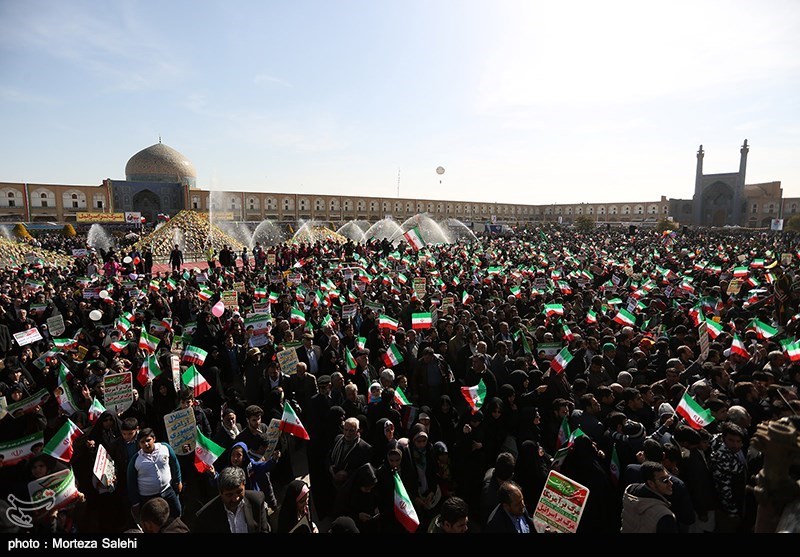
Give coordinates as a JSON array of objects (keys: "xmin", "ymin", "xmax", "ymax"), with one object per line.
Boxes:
[
  {"xmin": 394, "ymin": 386, "xmax": 411, "ymax": 406},
  {"xmin": 411, "ymin": 312, "xmax": 432, "ymax": 330},
  {"xmin": 613, "ymin": 307, "xmax": 636, "ymax": 327},
  {"xmin": 269, "ymin": 291, "xmax": 280, "ymax": 304},
  {"xmin": 609, "ymin": 444, "xmax": 621, "ymax": 487},
  {"xmin": 544, "ymin": 303, "xmax": 564, "ymax": 317},
  {"xmin": 137, "ymin": 355, "xmax": 162, "ymax": 386},
  {"xmin": 510, "ymin": 285, "xmax": 522, "ymax": 299},
  {"xmin": 357, "ymin": 336, "xmax": 367, "ymax": 350},
  {"xmin": 88, "ymin": 398, "xmax": 106, "ymax": 424},
  {"xmin": 290, "ymin": 306, "xmax": 306, "ymax": 325},
  {"xmin": 198, "ymin": 285, "xmax": 213, "ymax": 301},
  {"xmin": 403, "ymin": 226, "xmax": 426, "ymax": 252},
  {"xmin": 116, "ymin": 316, "xmax": 132, "ymax": 334},
  {"xmin": 138, "ymin": 330, "xmax": 159, "ymax": 353},
  {"xmin": 279, "ymin": 401, "xmax": 310, "ymax": 440},
  {"xmin": 556, "ymin": 415, "xmax": 570, "ymax": 450},
  {"xmin": 182, "ymin": 365, "xmax": 210, "ymax": 397},
  {"xmin": 550, "ymin": 346, "xmax": 573, "ymax": 374},
  {"xmin": 730, "ymin": 333, "xmax": 750, "ymax": 358},
  {"xmin": 676, "ymin": 392, "xmax": 715, "ymax": 430},
  {"xmin": 460, "ymin": 378, "xmax": 487, "ymax": 413},
  {"xmin": 780, "ymin": 338, "xmax": 800, "ymax": 363},
  {"xmin": 586, "ymin": 309, "xmax": 597, "ymax": 324},
  {"xmin": 109, "ymin": 340, "xmax": 130, "ymax": 353},
  {"xmin": 461, "ymin": 290, "xmax": 472, "ymax": 305},
  {"xmin": 750, "ymin": 319, "xmax": 778, "ymax": 340},
  {"xmin": 53, "ymin": 338, "xmax": 78, "ymax": 350},
  {"xmin": 183, "ymin": 345, "xmax": 208, "ymax": 366},
  {"xmin": 562, "ymin": 324, "xmax": 575, "ymax": 342},
  {"xmin": 733, "ymin": 266, "xmax": 749, "ymax": 278},
  {"xmin": 254, "ymin": 287, "xmax": 267, "ymax": 299},
  {"xmin": 43, "ymin": 418, "xmax": 82, "ymax": 462},
  {"xmin": 706, "ymin": 319, "xmax": 724, "ymax": 339},
  {"xmin": 393, "ymin": 471, "xmax": 419, "ymax": 532},
  {"xmin": 378, "ymin": 315, "xmax": 399, "ymax": 331},
  {"xmin": 149, "ymin": 279, "xmax": 160, "ymax": 291},
  {"xmin": 194, "ymin": 428, "xmax": 225, "ymax": 474},
  {"xmin": 166, "ymin": 277, "xmax": 177, "ymax": 291},
  {"xmin": 344, "ymin": 347, "xmax": 358, "ymax": 375},
  {"xmin": 383, "ymin": 343, "xmax": 404, "ymax": 368}
]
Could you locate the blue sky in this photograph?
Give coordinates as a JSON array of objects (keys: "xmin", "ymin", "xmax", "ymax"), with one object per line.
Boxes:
[{"xmin": 1, "ymin": 0, "xmax": 798, "ymax": 205}]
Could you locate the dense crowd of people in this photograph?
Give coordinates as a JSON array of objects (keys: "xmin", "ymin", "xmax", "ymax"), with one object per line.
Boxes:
[{"xmin": 1, "ymin": 222, "xmax": 799, "ymax": 534}]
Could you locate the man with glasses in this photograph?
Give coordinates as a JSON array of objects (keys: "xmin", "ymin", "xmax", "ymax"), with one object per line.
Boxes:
[{"xmin": 620, "ymin": 461, "xmax": 678, "ymax": 533}]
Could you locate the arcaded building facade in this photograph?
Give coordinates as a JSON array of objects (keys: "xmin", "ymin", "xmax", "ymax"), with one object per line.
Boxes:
[{"xmin": 0, "ymin": 141, "xmax": 787, "ymax": 228}]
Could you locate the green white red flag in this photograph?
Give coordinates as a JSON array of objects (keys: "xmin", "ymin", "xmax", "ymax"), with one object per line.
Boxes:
[
  {"xmin": 394, "ymin": 386, "xmax": 411, "ymax": 406},
  {"xmin": 403, "ymin": 226, "xmax": 426, "ymax": 252},
  {"xmin": 393, "ymin": 471, "xmax": 419, "ymax": 532},
  {"xmin": 382, "ymin": 343, "xmax": 404, "ymax": 368},
  {"xmin": 194, "ymin": 427, "xmax": 225, "ymax": 474},
  {"xmin": 344, "ymin": 347, "xmax": 358, "ymax": 375},
  {"xmin": 613, "ymin": 308, "xmax": 636, "ymax": 327},
  {"xmin": 137, "ymin": 355, "xmax": 162, "ymax": 386},
  {"xmin": 183, "ymin": 344, "xmax": 208, "ymax": 366},
  {"xmin": 550, "ymin": 346, "xmax": 573, "ymax": 374},
  {"xmin": 730, "ymin": 333, "xmax": 750, "ymax": 358},
  {"xmin": 780, "ymin": 338, "xmax": 800, "ymax": 362},
  {"xmin": 138, "ymin": 330, "xmax": 159, "ymax": 353},
  {"xmin": 460, "ymin": 378, "xmax": 487, "ymax": 413},
  {"xmin": 43, "ymin": 418, "xmax": 82, "ymax": 462},
  {"xmin": 378, "ymin": 315, "xmax": 399, "ymax": 331},
  {"xmin": 676, "ymin": 391, "xmax": 714, "ymax": 430},
  {"xmin": 182, "ymin": 365, "xmax": 210, "ymax": 397},
  {"xmin": 279, "ymin": 401, "xmax": 310, "ymax": 440},
  {"xmin": 411, "ymin": 312, "xmax": 432, "ymax": 330},
  {"xmin": 88, "ymin": 398, "xmax": 106, "ymax": 424}
]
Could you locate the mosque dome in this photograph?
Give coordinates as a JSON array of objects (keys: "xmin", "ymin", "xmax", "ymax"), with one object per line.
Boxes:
[{"xmin": 125, "ymin": 142, "xmax": 197, "ymax": 186}]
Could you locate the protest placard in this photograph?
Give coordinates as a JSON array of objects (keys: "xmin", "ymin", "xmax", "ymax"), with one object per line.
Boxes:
[
  {"xmin": 6, "ymin": 389, "xmax": 49, "ymax": 417},
  {"xmin": 46, "ymin": 314, "xmax": 65, "ymax": 337},
  {"xmin": 276, "ymin": 347, "xmax": 299, "ymax": 375},
  {"xmin": 164, "ymin": 407, "xmax": 197, "ymax": 456},
  {"xmin": 533, "ymin": 470, "xmax": 589, "ymax": 533},
  {"xmin": 92, "ymin": 444, "xmax": 116, "ymax": 489},
  {"xmin": 13, "ymin": 327, "xmax": 43, "ymax": 347},
  {"xmin": 103, "ymin": 372, "xmax": 133, "ymax": 415}
]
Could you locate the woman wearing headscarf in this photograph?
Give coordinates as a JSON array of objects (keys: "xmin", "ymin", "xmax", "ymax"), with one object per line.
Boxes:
[
  {"xmin": 375, "ymin": 440, "xmax": 416, "ymax": 533},
  {"xmin": 452, "ymin": 408, "xmax": 486, "ymax": 519},
  {"xmin": 513, "ymin": 440, "xmax": 552, "ymax": 516},
  {"xmin": 482, "ymin": 397, "xmax": 514, "ymax": 462},
  {"xmin": 144, "ymin": 375, "xmax": 177, "ymax": 441},
  {"xmin": 559, "ymin": 434, "xmax": 618, "ymax": 533},
  {"xmin": 341, "ymin": 462, "xmax": 381, "ymax": 533},
  {"xmin": 277, "ymin": 479, "xmax": 318, "ymax": 533},
  {"xmin": 431, "ymin": 394, "xmax": 459, "ymax": 449}
]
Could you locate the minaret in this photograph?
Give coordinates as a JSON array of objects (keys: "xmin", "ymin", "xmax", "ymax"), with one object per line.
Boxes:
[
  {"xmin": 731, "ymin": 139, "xmax": 748, "ymax": 225},
  {"xmin": 693, "ymin": 145, "xmax": 704, "ymax": 225},
  {"xmin": 739, "ymin": 139, "xmax": 749, "ymax": 176}
]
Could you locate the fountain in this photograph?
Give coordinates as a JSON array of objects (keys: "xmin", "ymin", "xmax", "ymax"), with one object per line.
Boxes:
[
  {"xmin": 290, "ymin": 219, "xmax": 347, "ymax": 245},
  {"xmin": 364, "ymin": 217, "xmax": 405, "ymax": 244},
  {"xmin": 172, "ymin": 227, "xmax": 185, "ymax": 251},
  {"xmin": 87, "ymin": 223, "xmax": 115, "ymax": 253},
  {"xmin": 336, "ymin": 220, "xmax": 369, "ymax": 243},
  {"xmin": 395, "ymin": 214, "xmax": 451, "ymax": 245},
  {"xmin": 0, "ymin": 225, "xmax": 13, "ymax": 241},
  {"xmin": 443, "ymin": 218, "xmax": 478, "ymax": 243},
  {"xmin": 251, "ymin": 219, "xmax": 286, "ymax": 248}
]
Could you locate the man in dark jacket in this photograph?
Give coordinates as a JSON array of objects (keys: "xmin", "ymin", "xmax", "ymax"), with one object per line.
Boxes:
[
  {"xmin": 620, "ymin": 461, "xmax": 678, "ymax": 533},
  {"xmin": 194, "ymin": 466, "xmax": 270, "ymax": 533},
  {"xmin": 485, "ymin": 480, "xmax": 536, "ymax": 533}
]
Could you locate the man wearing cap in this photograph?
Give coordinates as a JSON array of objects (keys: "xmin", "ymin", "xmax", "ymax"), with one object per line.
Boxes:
[
  {"xmin": 601, "ymin": 342, "xmax": 619, "ymax": 377},
  {"xmin": 297, "ymin": 332, "xmax": 322, "ymax": 376},
  {"xmin": 351, "ymin": 348, "xmax": 376, "ymax": 398}
]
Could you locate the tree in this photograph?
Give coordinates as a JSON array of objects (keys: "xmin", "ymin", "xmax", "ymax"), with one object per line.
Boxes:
[
  {"xmin": 62, "ymin": 223, "xmax": 77, "ymax": 237},
  {"xmin": 656, "ymin": 218, "xmax": 678, "ymax": 233},
  {"xmin": 785, "ymin": 214, "xmax": 800, "ymax": 233},
  {"xmin": 574, "ymin": 215, "xmax": 595, "ymax": 233},
  {"xmin": 13, "ymin": 223, "xmax": 32, "ymax": 240}
]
